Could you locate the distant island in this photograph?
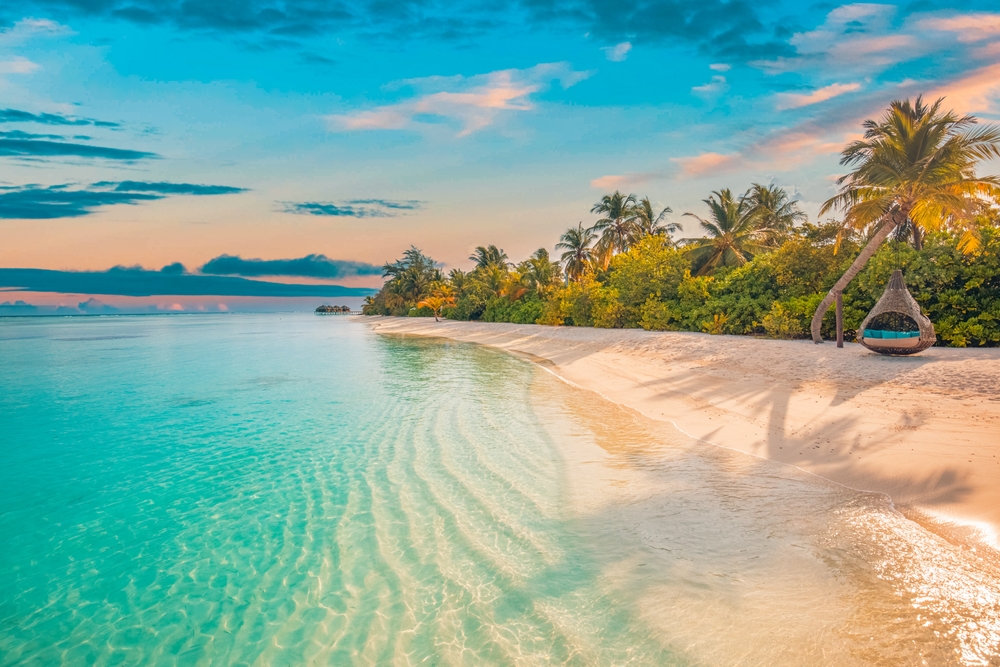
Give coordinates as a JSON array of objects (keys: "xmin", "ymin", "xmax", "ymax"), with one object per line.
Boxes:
[{"xmin": 315, "ymin": 305, "xmax": 354, "ymax": 314}]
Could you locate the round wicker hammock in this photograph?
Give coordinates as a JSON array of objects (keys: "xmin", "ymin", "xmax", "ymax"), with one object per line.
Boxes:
[{"xmin": 856, "ymin": 269, "xmax": 936, "ymax": 355}]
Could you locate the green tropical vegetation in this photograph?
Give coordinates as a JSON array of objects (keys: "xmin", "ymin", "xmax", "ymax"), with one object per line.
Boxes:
[{"xmin": 364, "ymin": 97, "xmax": 1000, "ymax": 347}]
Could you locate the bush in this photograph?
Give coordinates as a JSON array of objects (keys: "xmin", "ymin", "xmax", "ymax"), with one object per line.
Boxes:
[{"xmin": 761, "ymin": 302, "xmax": 805, "ymax": 339}]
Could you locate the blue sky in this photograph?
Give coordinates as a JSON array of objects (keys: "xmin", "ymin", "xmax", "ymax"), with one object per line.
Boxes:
[{"xmin": 2, "ymin": 0, "xmax": 1000, "ymax": 299}]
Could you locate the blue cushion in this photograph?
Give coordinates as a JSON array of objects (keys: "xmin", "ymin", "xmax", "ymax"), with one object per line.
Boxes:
[
  {"xmin": 865, "ymin": 329, "xmax": 881, "ymax": 339},
  {"xmin": 885, "ymin": 331, "xmax": 899, "ymax": 339}
]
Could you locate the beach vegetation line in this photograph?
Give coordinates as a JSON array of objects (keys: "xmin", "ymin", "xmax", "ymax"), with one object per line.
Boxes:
[{"xmin": 363, "ymin": 97, "xmax": 1000, "ymax": 348}]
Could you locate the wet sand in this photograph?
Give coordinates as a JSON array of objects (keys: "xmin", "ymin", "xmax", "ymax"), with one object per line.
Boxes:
[{"xmin": 365, "ymin": 317, "xmax": 1000, "ymax": 547}]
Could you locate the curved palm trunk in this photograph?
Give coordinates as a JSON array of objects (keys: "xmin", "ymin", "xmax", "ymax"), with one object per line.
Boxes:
[{"xmin": 810, "ymin": 217, "xmax": 898, "ymax": 343}]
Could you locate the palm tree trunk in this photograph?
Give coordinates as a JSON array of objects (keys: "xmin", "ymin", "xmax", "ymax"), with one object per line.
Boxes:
[{"xmin": 810, "ymin": 217, "xmax": 898, "ymax": 343}]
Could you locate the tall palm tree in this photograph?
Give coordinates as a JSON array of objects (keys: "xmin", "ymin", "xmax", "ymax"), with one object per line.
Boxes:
[
  {"xmin": 635, "ymin": 197, "xmax": 682, "ymax": 239},
  {"xmin": 747, "ymin": 184, "xmax": 806, "ymax": 233},
  {"xmin": 590, "ymin": 191, "xmax": 639, "ymax": 258},
  {"xmin": 810, "ymin": 96, "xmax": 1000, "ymax": 343},
  {"xmin": 520, "ymin": 248, "xmax": 561, "ymax": 297},
  {"xmin": 681, "ymin": 189, "xmax": 777, "ymax": 275},
  {"xmin": 469, "ymin": 245, "xmax": 509, "ymax": 269},
  {"xmin": 556, "ymin": 223, "xmax": 596, "ymax": 281}
]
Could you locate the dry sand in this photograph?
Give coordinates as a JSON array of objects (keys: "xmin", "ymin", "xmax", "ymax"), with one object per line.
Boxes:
[{"xmin": 364, "ymin": 317, "xmax": 1000, "ymax": 545}]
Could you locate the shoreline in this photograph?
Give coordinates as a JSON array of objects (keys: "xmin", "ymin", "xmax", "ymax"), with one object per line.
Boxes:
[{"xmin": 363, "ymin": 316, "xmax": 1000, "ymax": 548}]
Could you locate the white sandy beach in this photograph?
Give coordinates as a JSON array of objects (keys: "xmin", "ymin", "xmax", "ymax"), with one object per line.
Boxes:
[{"xmin": 366, "ymin": 317, "xmax": 1000, "ymax": 546}]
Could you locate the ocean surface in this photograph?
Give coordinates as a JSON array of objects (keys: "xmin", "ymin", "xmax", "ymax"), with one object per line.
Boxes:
[{"xmin": 2, "ymin": 313, "xmax": 999, "ymax": 666}]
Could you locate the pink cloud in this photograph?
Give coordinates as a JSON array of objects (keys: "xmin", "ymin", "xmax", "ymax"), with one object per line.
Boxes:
[
  {"xmin": 670, "ymin": 152, "xmax": 740, "ymax": 178},
  {"xmin": 775, "ymin": 82, "xmax": 862, "ymax": 110},
  {"xmin": 589, "ymin": 172, "xmax": 661, "ymax": 189},
  {"xmin": 328, "ymin": 63, "xmax": 590, "ymax": 137},
  {"xmin": 334, "ymin": 108, "xmax": 410, "ymax": 130},
  {"xmin": 917, "ymin": 13, "xmax": 1000, "ymax": 43},
  {"xmin": 928, "ymin": 62, "xmax": 1000, "ymax": 114}
]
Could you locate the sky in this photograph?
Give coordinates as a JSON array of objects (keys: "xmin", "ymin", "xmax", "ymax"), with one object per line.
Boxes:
[{"xmin": 2, "ymin": 0, "xmax": 1000, "ymax": 310}]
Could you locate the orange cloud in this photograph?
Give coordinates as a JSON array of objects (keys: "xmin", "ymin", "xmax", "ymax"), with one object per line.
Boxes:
[
  {"xmin": 917, "ymin": 13, "xmax": 1000, "ymax": 43},
  {"xmin": 670, "ymin": 152, "xmax": 740, "ymax": 178},
  {"xmin": 775, "ymin": 82, "xmax": 862, "ymax": 110},
  {"xmin": 929, "ymin": 62, "xmax": 1000, "ymax": 114},
  {"xmin": 589, "ymin": 172, "xmax": 661, "ymax": 189},
  {"xmin": 328, "ymin": 63, "xmax": 589, "ymax": 137}
]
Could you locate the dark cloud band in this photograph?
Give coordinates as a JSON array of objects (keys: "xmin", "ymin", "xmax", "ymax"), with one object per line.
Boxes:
[
  {"xmin": 0, "ymin": 182, "xmax": 248, "ymax": 219},
  {"xmin": 0, "ymin": 108, "xmax": 120, "ymax": 128},
  {"xmin": 283, "ymin": 199, "xmax": 422, "ymax": 217},
  {"xmin": 201, "ymin": 253, "xmax": 381, "ymax": 278},
  {"xmin": 0, "ymin": 138, "xmax": 157, "ymax": 161},
  {"xmin": 95, "ymin": 181, "xmax": 248, "ymax": 195},
  {"xmin": 5, "ymin": 1, "xmax": 794, "ymax": 60},
  {"xmin": 0, "ymin": 267, "xmax": 374, "ymax": 297}
]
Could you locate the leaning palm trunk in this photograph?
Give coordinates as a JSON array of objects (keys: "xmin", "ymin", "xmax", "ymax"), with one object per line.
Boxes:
[{"xmin": 810, "ymin": 216, "xmax": 897, "ymax": 343}]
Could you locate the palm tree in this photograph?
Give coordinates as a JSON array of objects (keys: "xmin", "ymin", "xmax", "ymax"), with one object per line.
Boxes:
[
  {"xmin": 590, "ymin": 191, "xmax": 639, "ymax": 258},
  {"xmin": 520, "ymin": 248, "xmax": 561, "ymax": 297},
  {"xmin": 417, "ymin": 281, "xmax": 455, "ymax": 322},
  {"xmin": 747, "ymin": 184, "xmax": 806, "ymax": 233},
  {"xmin": 681, "ymin": 189, "xmax": 777, "ymax": 275},
  {"xmin": 469, "ymin": 245, "xmax": 509, "ymax": 269},
  {"xmin": 556, "ymin": 223, "xmax": 596, "ymax": 281},
  {"xmin": 382, "ymin": 246, "xmax": 440, "ymax": 303},
  {"xmin": 810, "ymin": 96, "xmax": 1000, "ymax": 343},
  {"xmin": 635, "ymin": 197, "xmax": 682, "ymax": 239}
]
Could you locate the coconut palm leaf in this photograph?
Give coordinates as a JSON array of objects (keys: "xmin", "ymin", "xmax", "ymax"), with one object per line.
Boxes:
[
  {"xmin": 469, "ymin": 245, "xmax": 509, "ymax": 269},
  {"xmin": 811, "ymin": 96, "xmax": 1000, "ymax": 342},
  {"xmin": 589, "ymin": 191, "xmax": 639, "ymax": 255},
  {"xmin": 680, "ymin": 189, "xmax": 777, "ymax": 275},
  {"xmin": 635, "ymin": 197, "xmax": 681, "ymax": 239},
  {"xmin": 556, "ymin": 222, "xmax": 596, "ymax": 281}
]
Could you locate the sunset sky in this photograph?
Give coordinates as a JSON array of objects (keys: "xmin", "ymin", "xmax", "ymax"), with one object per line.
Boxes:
[{"xmin": 3, "ymin": 0, "xmax": 1000, "ymax": 308}]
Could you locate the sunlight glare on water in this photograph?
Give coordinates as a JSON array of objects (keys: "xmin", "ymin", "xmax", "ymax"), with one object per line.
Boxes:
[{"xmin": 1, "ymin": 314, "xmax": 998, "ymax": 666}]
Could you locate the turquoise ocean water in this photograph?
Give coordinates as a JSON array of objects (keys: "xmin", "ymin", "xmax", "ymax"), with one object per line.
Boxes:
[{"xmin": 2, "ymin": 314, "xmax": 999, "ymax": 666}]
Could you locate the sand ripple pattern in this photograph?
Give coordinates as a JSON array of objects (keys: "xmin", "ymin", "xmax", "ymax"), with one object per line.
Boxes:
[
  {"xmin": 0, "ymin": 316, "xmax": 673, "ymax": 666},
  {"xmin": 2, "ymin": 315, "xmax": 999, "ymax": 666}
]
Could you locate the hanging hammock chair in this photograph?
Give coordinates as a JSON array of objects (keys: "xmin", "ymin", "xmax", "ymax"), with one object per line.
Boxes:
[{"xmin": 856, "ymin": 269, "xmax": 936, "ymax": 355}]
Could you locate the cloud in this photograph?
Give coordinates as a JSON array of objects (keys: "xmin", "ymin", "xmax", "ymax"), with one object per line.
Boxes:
[
  {"xmin": 775, "ymin": 82, "xmax": 862, "ymax": 110},
  {"xmin": 602, "ymin": 42, "xmax": 632, "ymax": 61},
  {"xmin": 0, "ymin": 138, "xmax": 157, "ymax": 161},
  {"xmin": 0, "ymin": 18, "xmax": 70, "ymax": 42},
  {"xmin": 928, "ymin": 62, "xmax": 1000, "ymax": 115},
  {"xmin": 0, "ymin": 267, "xmax": 375, "ymax": 297},
  {"xmin": 0, "ymin": 108, "xmax": 120, "ymax": 127},
  {"xmin": 915, "ymin": 12, "xmax": 1000, "ymax": 43},
  {"xmin": 0, "ymin": 185, "xmax": 160, "ymax": 218},
  {"xmin": 0, "ymin": 57, "xmax": 39, "ymax": 75},
  {"xmin": 200, "ymin": 254, "xmax": 382, "ymax": 279},
  {"xmin": 691, "ymin": 75, "xmax": 729, "ymax": 98},
  {"xmin": 751, "ymin": 4, "xmax": 915, "ymax": 75},
  {"xmin": 670, "ymin": 152, "xmax": 740, "ymax": 177},
  {"xmin": 95, "ymin": 180, "xmax": 248, "ymax": 195},
  {"xmin": 0, "ymin": 181, "xmax": 248, "ymax": 219},
  {"xmin": 709, "ymin": 63, "xmax": 731, "ymax": 72},
  {"xmin": 328, "ymin": 63, "xmax": 591, "ymax": 136},
  {"xmin": 0, "ymin": 129, "xmax": 66, "ymax": 140},
  {"xmin": 282, "ymin": 199, "xmax": 423, "ymax": 217},
  {"xmin": 5, "ymin": 1, "xmax": 790, "ymax": 61},
  {"xmin": 590, "ymin": 171, "xmax": 662, "ymax": 189},
  {"xmin": 78, "ymin": 297, "xmax": 119, "ymax": 313}
]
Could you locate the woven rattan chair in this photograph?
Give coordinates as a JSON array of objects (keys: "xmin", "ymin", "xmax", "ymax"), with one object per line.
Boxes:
[{"xmin": 856, "ymin": 270, "xmax": 936, "ymax": 355}]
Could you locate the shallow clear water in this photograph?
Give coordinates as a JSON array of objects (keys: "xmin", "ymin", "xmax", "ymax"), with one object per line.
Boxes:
[{"xmin": 1, "ymin": 314, "xmax": 999, "ymax": 666}]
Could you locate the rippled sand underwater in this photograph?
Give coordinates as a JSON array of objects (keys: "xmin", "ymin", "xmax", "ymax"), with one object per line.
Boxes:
[{"xmin": 1, "ymin": 314, "xmax": 999, "ymax": 666}]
